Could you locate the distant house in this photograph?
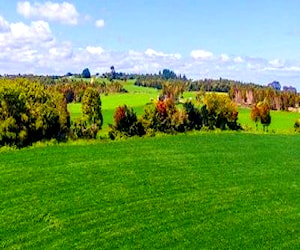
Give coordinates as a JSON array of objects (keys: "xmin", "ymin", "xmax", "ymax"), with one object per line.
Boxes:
[{"xmin": 267, "ymin": 81, "xmax": 281, "ymax": 91}]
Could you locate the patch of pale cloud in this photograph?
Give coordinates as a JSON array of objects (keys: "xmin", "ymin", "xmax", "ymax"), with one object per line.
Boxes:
[
  {"xmin": 10, "ymin": 20, "xmax": 52, "ymax": 42},
  {"xmin": 220, "ymin": 54, "xmax": 230, "ymax": 62},
  {"xmin": 0, "ymin": 16, "xmax": 70, "ymax": 74},
  {"xmin": 95, "ymin": 19, "xmax": 105, "ymax": 28},
  {"xmin": 190, "ymin": 49, "xmax": 214, "ymax": 60},
  {"xmin": 86, "ymin": 46, "xmax": 104, "ymax": 55},
  {"xmin": 268, "ymin": 58, "xmax": 285, "ymax": 68},
  {"xmin": 17, "ymin": 1, "xmax": 79, "ymax": 25},
  {"xmin": 0, "ymin": 16, "xmax": 10, "ymax": 32},
  {"xmin": 145, "ymin": 48, "xmax": 181, "ymax": 59},
  {"xmin": 264, "ymin": 65, "xmax": 300, "ymax": 73},
  {"xmin": 233, "ymin": 56, "xmax": 244, "ymax": 63},
  {"xmin": 0, "ymin": 19, "xmax": 54, "ymax": 54},
  {"xmin": 49, "ymin": 42, "xmax": 73, "ymax": 59}
]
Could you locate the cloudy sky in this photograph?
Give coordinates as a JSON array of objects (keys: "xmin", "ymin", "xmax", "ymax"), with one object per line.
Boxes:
[{"xmin": 1, "ymin": 0, "xmax": 300, "ymax": 88}]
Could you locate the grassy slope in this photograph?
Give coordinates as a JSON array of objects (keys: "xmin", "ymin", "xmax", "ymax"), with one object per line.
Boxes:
[
  {"xmin": 1, "ymin": 133, "xmax": 300, "ymax": 249},
  {"xmin": 68, "ymin": 82, "xmax": 160, "ymax": 134}
]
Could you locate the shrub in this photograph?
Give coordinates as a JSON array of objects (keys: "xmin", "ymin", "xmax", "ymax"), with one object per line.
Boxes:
[
  {"xmin": 141, "ymin": 99, "xmax": 188, "ymax": 134},
  {"xmin": 294, "ymin": 119, "xmax": 300, "ymax": 132},
  {"xmin": 108, "ymin": 105, "xmax": 145, "ymax": 139},
  {"xmin": 0, "ymin": 78, "xmax": 70, "ymax": 147},
  {"xmin": 70, "ymin": 117, "xmax": 99, "ymax": 139},
  {"xmin": 183, "ymin": 101, "xmax": 202, "ymax": 130},
  {"xmin": 203, "ymin": 93, "xmax": 240, "ymax": 130}
]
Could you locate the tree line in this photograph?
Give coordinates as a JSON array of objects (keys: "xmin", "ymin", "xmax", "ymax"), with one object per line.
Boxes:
[
  {"xmin": 109, "ymin": 93, "xmax": 241, "ymax": 139},
  {"xmin": 0, "ymin": 78, "xmax": 103, "ymax": 147},
  {"xmin": 229, "ymin": 84, "xmax": 300, "ymax": 111}
]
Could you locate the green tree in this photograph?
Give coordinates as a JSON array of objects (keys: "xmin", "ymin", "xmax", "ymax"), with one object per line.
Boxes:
[
  {"xmin": 71, "ymin": 87, "xmax": 103, "ymax": 140},
  {"xmin": 82, "ymin": 68, "xmax": 91, "ymax": 78},
  {"xmin": 0, "ymin": 78, "xmax": 70, "ymax": 147},
  {"xmin": 82, "ymin": 87, "xmax": 103, "ymax": 128}
]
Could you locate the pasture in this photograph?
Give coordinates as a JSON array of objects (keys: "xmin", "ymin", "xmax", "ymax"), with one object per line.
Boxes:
[{"xmin": 1, "ymin": 133, "xmax": 300, "ymax": 249}]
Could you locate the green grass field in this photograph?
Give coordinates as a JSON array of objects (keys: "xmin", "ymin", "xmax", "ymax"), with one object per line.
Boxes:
[{"xmin": 1, "ymin": 133, "xmax": 300, "ymax": 249}]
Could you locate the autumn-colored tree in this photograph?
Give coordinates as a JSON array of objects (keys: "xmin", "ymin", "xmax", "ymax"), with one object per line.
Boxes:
[
  {"xmin": 161, "ymin": 81, "xmax": 186, "ymax": 102},
  {"xmin": 250, "ymin": 100, "xmax": 271, "ymax": 132},
  {"xmin": 259, "ymin": 101, "xmax": 271, "ymax": 131},
  {"xmin": 250, "ymin": 105, "xmax": 260, "ymax": 130},
  {"xmin": 108, "ymin": 105, "xmax": 145, "ymax": 139}
]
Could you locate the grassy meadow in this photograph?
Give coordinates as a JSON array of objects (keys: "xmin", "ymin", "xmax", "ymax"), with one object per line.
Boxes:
[
  {"xmin": 2, "ymin": 81, "xmax": 300, "ymax": 248},
  {"xmin": 1, "ymin": 133, "xmax": 300, "ymax": 249}
]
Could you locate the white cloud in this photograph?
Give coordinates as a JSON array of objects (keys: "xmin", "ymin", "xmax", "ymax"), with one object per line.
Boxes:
[
  {"xmin": 0, "ymin": 16, "xmax": 10, "ymax": 32},
  {"xmin": 220, "ymin": 54, "xmax": 230, "ymax": 62},
  {"xmin": 95, "ymin": 19, "xmax": 105, "ymax": 28},
  {"xmin": 145, "ymin": 48, "xmax": 181, "ymax": 59},
  {"xmin": 86, "ymin": 46, "xmax": 104, "ymax": 55},
  {"xmin": 269, "ymin": 58, "xmax": 285, "ymax": 68},
  {"xmin": 10, "ymin": 20, "xmax": 52, "ymax": 41},
  {"xmin": 49, "ymin": 42, "xmax": 73, "ymax": 59},
  {"xmin": 190, "ymin": 49, "xmax": 213, "ymax": 60},
  {"xmin": 17, "ymin": 1, "xmax": 79, "ymax": 25},
  {"xmin": 233, "ymin": 56, "xmax": 244, "ymax": 63},
  {"xmin": 264, "ymin": 65, "xmax": 300, "ymax": 72}
]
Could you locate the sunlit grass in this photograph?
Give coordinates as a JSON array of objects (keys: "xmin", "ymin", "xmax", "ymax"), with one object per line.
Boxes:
[
  {"xmin": 238, "ymin": 107, "xmax": 299, "ymax": 133},
  {"xmin": 1, "ymin": 133, "xmax": 300, "ymax": 249}
]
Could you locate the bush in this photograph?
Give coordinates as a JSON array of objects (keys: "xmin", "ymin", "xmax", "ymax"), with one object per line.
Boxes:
[
  {"xmin": 294, "ymin": 119, "xmax": 300, "ymax": 132},
  {"xmin": 141, "ymin": 99, "xmax": 188, "ymax": 134},
  {"xmin": 109, "ymin": 105, "xmax": 145, "ymax": 139},
  {"xmin": 70, "ymin": 117, "xmax": 99, "ymax": 139},
  {"xmin": 0, "ymin": 78, "xmax": 70, "ymax": 147},
  {"xmin": 203, "ymin": 93, "xmax": 240, "ymax": 130},
  {"xmin": 183, "ymin": 101, "xmax": 202, "ymax": 130}
]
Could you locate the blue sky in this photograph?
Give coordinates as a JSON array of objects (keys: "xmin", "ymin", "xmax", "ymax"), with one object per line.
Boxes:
[{"xmin": 1, "ymin": 0, "xmax": 300, "ymax": 89}]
